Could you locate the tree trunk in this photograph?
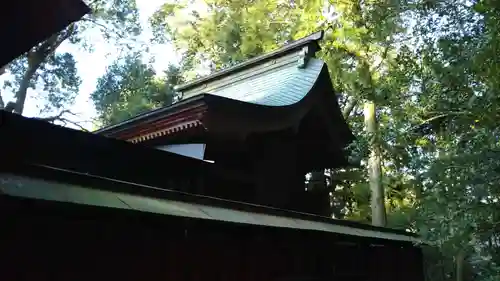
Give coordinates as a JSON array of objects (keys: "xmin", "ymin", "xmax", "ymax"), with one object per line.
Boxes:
[
  {"xmin": 342, "ymin": 97, "xmax": 357, "ymax": 119},
  {"xmin": 364, "ymin": 101, "xmax": 387, "ymax": 227},
  {"xmin": 456, "ymin": 250, "xmax": 465, "ymax": 281},
  {"xmin": 13, "ymin": 65, "xmax": 38, "ymax": 114}
]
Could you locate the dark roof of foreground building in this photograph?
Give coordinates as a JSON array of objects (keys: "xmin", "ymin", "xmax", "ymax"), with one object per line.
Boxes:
[
  {"xmin": 0, "ymin": 111, "xmax": 418, "ymax": 244},
  {"xmin": 0, "ymin": 0, "xmax": 90, "ymax": 67}
]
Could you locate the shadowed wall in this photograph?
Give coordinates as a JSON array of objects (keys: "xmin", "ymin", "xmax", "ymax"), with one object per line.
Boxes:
[{"xmin": 0, "ymin": 195, "xmax": 424, "ymax": 281}]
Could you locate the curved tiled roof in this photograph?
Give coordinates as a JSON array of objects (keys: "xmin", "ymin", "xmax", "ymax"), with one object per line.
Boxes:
[{"xmin": 185, "ymin": 58, "xmax": 325, "ymax": 107}]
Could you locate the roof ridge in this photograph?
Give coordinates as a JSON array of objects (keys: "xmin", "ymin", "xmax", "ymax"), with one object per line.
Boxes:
[{"xmin": 174, "ymin": 30, "xmax": 324, "ymax": 92}]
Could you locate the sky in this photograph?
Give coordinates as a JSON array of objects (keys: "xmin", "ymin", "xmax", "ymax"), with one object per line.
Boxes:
[{"xmin": 2, "ymin": 0, "xmax": 177, "ymax": 130}]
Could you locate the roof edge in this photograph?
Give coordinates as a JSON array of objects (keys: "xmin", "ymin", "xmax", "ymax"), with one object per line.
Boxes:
[
  {"xmin": 94, "ymin": 94, "xmax": 206, "ymax": 135},
  {"xmin": 0, "ymin": 167, "xmax": 420, "ymax": 242},
  {"xmin": 175, "ymin": 30, "xmax": 325, "ymax": 92}
]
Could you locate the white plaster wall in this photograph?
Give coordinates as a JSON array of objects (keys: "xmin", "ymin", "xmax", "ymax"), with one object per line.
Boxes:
[{"xmin": 156, "ymin": 144, "xmax": 206, "ymax": 160}]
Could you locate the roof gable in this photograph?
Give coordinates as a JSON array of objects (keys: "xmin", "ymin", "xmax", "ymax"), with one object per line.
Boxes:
[{"xmin": 96, "ymin": 31, "xmax": 354, "ymax": 156}]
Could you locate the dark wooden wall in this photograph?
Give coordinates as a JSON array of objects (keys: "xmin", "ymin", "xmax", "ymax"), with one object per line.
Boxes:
[{"xmin": 0, "ymin": 196, "xmax": 424, "ymax": 281}]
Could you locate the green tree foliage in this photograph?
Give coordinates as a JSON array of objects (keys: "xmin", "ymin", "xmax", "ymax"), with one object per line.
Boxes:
[
  {"xmin": 405, "ymin": 1, "xmax": 500, "ymax": 279},
  {"xmin": 91, "ymin": 53, "xmax": 183, "ymax": 126},
  {"xmin": 0, "ymin": 0, "xmax": 141, "ymax": 117},
  {"xmin": 150, "ymin": 0, "xmax": 318, "ymax": 77}
]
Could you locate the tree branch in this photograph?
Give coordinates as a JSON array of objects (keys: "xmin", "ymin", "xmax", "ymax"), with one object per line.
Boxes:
[
  {"xmin": 13, "ymin": 24, "xmax": 78, "ymax": 114},
  {"xmin": 57, "ymin": 118, "xmax": 91, "ymax": 132},
  {"xmin": 81, "ymin": 17, "xmax": 126, "ymax": 39},
  {"xmin": 342, "ymin": 97, "xmax": 358, "ymax": 119},
  {"xmin": 418, "ymin": 111, "xmax": 473, "ymax": 125},
  {"xmin": 37, "ymin": 24, "xmax": 76, "ymax": 56},
  {"xmin": 35, "ymin": 110, "xmax": 90, "ymax": 132},
  {"xmin": 84, "ymin": 0, "xmax": 101, "ymax": 9},
  {"xmin": 371, "ymin": 45, "xmax": 390, "ymax": 73},
  {"xmin": 381, "ymin": 141, "xmax": 401, "ymax": 158},
  {"xmin": 36, "ymin": 109, "xmax": 73, "ymax": 122}
]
